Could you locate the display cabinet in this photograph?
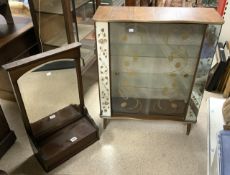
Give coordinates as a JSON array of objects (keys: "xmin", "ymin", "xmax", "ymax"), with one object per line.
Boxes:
[
  {"xmin": 3, "ymin": 42, "xmax": 99, "ymax": 172},
  {"xmin": 28, "ymin": 0, "xmax": 96, "ymax": 73},
  {"xmin": 93, "ymin": 7, "xmax": 224, "ymax": 134}
]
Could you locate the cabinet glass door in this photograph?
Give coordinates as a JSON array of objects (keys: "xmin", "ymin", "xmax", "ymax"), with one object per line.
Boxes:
[{"xmin": 110, "ymin": 22, "xmax": 206, "ymax": 118}]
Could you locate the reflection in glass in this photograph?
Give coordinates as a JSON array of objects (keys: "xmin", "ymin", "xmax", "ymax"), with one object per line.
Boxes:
[
  {"xmin": 17, "ymin": 59, "xmax": 79, "ymax": 123},
  {"xmin": 189, "ymin": 25, "xmax": 222, "ymax": 119},
  {"xmin": 110, "ymin": 23, "xmax": 206, "ymax": 118}
]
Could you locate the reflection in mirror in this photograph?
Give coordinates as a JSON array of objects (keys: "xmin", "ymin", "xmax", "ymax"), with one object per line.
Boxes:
[{"xmin": 17, "ymin": 59, "xmax": 80, "ymax": 135}]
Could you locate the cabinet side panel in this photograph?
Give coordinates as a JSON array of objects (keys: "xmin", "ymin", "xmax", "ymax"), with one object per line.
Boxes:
[
  {"xmin": 96, "ymin": 22, "xmax": 111, "ymax": 117},
  {"xmin": 185, "ymin": 25, "xmax": 222, "ymax": 122}
]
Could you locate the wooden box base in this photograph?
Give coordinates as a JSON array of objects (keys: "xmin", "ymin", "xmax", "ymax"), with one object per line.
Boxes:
[{"xmin": 32, "ymin": 105, "xmax": 99, "ymax": 172}]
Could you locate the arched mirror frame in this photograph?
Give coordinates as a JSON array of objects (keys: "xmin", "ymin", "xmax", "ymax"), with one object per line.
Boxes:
[{"xmin": 2, "ymin": 42, "xmax": 84, "ymax": 147}]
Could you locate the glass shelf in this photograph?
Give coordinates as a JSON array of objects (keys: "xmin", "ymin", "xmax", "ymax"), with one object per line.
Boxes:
[
  {"xmin": 110, "ymin": 44, "xmax": 201, "ymax": 58},
  {"xmin": 110, "ymin": 23, "xmax": 206, "ymax": 46},
  {"xmin": 111, "ymin": 72, "xmax": 192, "ymax": 100},
  {"xmin": 41, "ymin": 22, "xmax": 94, "ymax": 48},
  {"xmin": 111, "ymin": 55, "xmax": 198, "ymax": 73}
]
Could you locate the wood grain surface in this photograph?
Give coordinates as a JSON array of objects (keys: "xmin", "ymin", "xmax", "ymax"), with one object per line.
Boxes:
[
  {"xmin": 93, "ymin": 6, "xmax": 224, "ymax": 24},
  {"xmin": 2, "ymin": 42, "xmax": 81, "ymax": 71}
]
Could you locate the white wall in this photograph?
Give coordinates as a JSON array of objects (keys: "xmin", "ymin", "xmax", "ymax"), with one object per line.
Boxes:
[{"xmin": 219, "ymin": 1, "xmax": 230, "ymax": 43}]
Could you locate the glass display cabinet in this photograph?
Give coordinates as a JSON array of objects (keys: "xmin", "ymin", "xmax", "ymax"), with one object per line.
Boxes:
[
  {"xmin": 28, "ymin": 0, "xmax": 96, "ymax": 73},
  {"xmin": 93, "ymin": 7, "xmax": 224, "ymax": 134},
  {"xmin": 3, "ymin": 42, "xmax": 99, "ymax": 172}
]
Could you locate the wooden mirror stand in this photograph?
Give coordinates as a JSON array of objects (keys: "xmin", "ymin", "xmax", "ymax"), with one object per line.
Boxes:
[{"xmin": 2, "ymin": 42, "xmax": 99, "ymax": 172}]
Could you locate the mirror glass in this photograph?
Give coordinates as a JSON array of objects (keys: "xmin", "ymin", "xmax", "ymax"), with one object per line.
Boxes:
[{"xmin": 17, "ymin": 59, "xmax": 80, "ymax": 125}]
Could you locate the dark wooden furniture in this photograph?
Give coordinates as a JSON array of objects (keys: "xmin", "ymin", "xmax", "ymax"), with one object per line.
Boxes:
[
  {"xmin": 0, "ymin": 105, "xmax": 16, "ymax": 158},
  {"xmin": 0, "ymin": 170, "xmax": 8, "ymax": 175},
  {"xmin": 0, "ymin": 16, "xmax": 40, "ymax": 65},
  {"xmin": 93, "ymin": 7, "xmax": 224, "ymax": 135},
  {"xmin": 0, "ymin": 16, "xmax": 40, "ymax": 101},
  {"xmin": 3, "ymin": 42, "xmax": 99, "ymax": 172}
]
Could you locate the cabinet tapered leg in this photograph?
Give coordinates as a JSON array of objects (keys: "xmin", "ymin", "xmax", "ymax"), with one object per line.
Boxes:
[
  {"xmin": 186, "ymin": 123, "xmax": 192, "ymax": 135},
  {"xmin": 103, "ymin": 118, "xmax": 109, "ymax": 129}
]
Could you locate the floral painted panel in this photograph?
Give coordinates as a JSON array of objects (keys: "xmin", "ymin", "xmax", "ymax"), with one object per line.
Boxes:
[
  {"xmin": 96, "ymin": 22, "xmax": 111, "ymax": 117},
  {"xmin": 186, "ymin": 25, "xmax": 222, "ymax": 122}
]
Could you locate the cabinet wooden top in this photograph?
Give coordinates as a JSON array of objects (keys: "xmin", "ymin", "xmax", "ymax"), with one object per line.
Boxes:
[{"xmin": 93, "ymin": 6, "xmax": 224, "ymax": 24}]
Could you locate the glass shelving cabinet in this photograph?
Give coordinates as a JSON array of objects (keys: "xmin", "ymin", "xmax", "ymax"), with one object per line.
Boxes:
[{"xmin": 93, "ymin": 6, "xmax": 224, "ymax": 134}]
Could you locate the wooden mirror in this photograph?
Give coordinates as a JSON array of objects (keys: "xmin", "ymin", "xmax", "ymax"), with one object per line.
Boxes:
[{"xmin": 2, "ymin": 42, "xmax": 99, "ymax": 172}]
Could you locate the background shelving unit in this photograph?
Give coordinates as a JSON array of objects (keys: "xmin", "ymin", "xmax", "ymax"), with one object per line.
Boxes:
[
  {"xmin": 109, "ymin": 22, "xmax": 205, "ymax": 118},
  {"xmin": 28, "ymin": 0, "xmax": 96, "ymax": 73}
]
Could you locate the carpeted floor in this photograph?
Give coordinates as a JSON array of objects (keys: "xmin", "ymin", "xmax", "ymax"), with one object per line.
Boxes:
[{"xmin": 0, "ymin": 63, "xmax": 224, "ymax": 175}]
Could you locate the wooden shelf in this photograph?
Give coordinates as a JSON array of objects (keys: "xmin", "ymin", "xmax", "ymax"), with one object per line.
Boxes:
[
  {"xmin": 41, "ymin": 22, "xmax": 94, "ymax": 48},
  {"xmin": 0, "ymin": 16, "xmax": 33, "ymax": 47},
  {"xmin": 93, "ymin": 6, "xmax": 224, "ymax": 24},
  {"xmin": 31, "ymin": 105, "xmax": 82, "ymax": 141}
]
